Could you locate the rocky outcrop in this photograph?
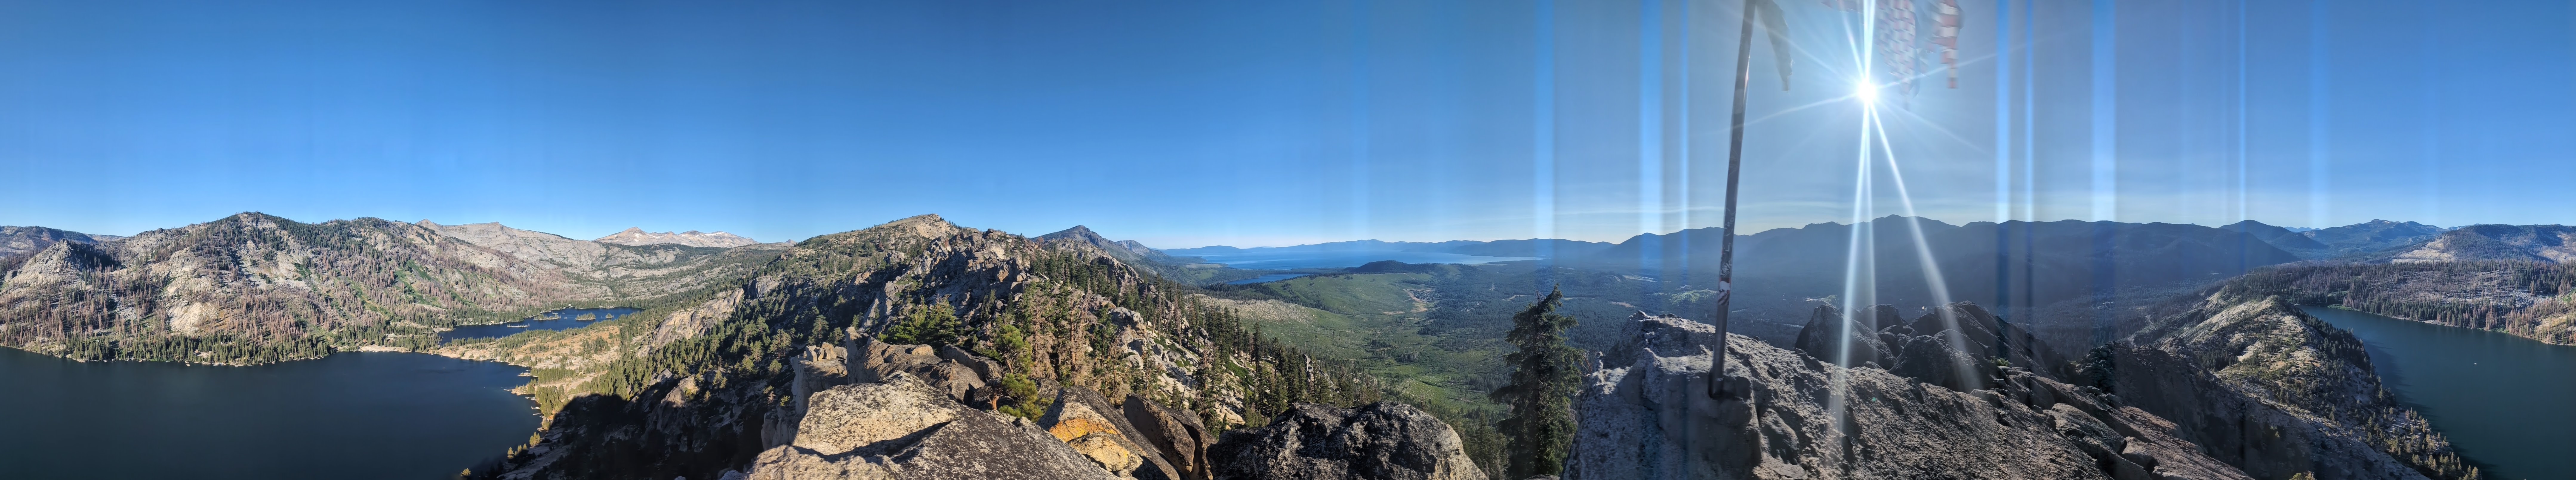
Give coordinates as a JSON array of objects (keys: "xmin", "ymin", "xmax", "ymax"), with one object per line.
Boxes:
[
  {"xmin": 1573, "ymin": 310, "xmax": 2249, "ymax": 480},
  {"xmin": 755, "ymin": 335, "xmax": 1209, "ymax": 480},
  {"xmin": 1040, "ymin": 387, "xmax": 1184, "ymax": 480},
  {"xmin": 744, "ymin": 374, "xmax": 1115, "ymax": 480},
  {"xmin": 1124, "ymin": 395, "xmax": 1218, "ymax": 480},
  {"xmin": 595, "ymin": 227, "xmax": 765, "ymax": 248},
  {"xmin": 2108, "ymin": 293, "xmax": 2479, "ymax": 480},
  {"xmin": 765, "ymin": 337, "xmax": 1010, "ymax": 447},
  {"xmin": 847, "ymin": 337, "xmax": 995, "ymax": 404},
  {"xmin": 1206, "ymin": 401, "xmax": 1486, "ymax": 480}
]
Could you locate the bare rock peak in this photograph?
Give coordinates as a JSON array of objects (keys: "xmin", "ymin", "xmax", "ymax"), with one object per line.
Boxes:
[
  {"xmin": 866, "ymin": 214, "xmax": 965, "ymax": 240},
  {"xmin": 596, "ymin": 226, "xmax": 761, "ymax": 248}
]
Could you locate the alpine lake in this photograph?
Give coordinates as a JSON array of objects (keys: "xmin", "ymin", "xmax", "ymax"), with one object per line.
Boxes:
[
  {"xmin": 0, "ymin": 307, "xmax": 637, "ymax": 479},
  {"xmin": 2306, "ymin": 306, "xmax": 2576, "ymax": 480}
]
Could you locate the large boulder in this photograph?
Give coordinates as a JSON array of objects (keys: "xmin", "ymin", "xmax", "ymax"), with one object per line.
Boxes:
[
  {"xmin": 1792, "ymin": 302, "xmax": 2070, "ymax": 393},
  {"xmin": 1123, "ymin": 395, "xmax": 1218, "ymax": 480},
  {"xmin": 1572, "ymin": 311, "xmax": 2250, "ymax": 480},
  {"xmin": 1791, "ymin": 304, "xmax": 1896, "ymax": 368},
  {"xmin": 743, "ymin": 374, "xmax": 1113, "ymax": 480},
  {"xmin": 848, "ymin": 336, "xmax": 990, "ymax": 404},
  {"xmin": 1040, "ymin": 387, "xmax": 1184, "ymax": 480},
  {"xmin": 1206, "ymin": 402, "xmax": 1486, "ymax": 480},
  {"xmin": 765, "ymin": 337, "xmax": 1005, "ymax": 448}
]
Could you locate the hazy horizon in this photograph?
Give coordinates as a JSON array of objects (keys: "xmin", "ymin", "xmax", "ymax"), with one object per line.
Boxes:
[
  {"xmin": 7, "ymin": 0, "xmax": 2570, "ymax": 250},
  {"xmin": 4, "ymin": 210, "xmax": 2465, "ymax": 250}
]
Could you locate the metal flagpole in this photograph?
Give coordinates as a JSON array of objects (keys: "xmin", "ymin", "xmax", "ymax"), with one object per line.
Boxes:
[{"xmin": 1709, "ymin": 0, "xmax": 1759, "ymax": 399}]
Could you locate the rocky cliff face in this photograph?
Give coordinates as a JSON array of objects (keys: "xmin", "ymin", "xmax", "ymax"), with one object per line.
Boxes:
[
  {"xmin": 422, "ymin": 220, "xmax": 789, "ymax": 302},
  {"xmin": 2106, "ymin": 293, "xmax": 2481, "ymax": 480},
  {"xmin": 0, "ymin": 214, "xmax": 596, "ymax": 362},
  {"xmin": 1574, "ymin": 309, "xmax": 2248, "ymax": 480},
  {"xmin": 595, "ymin": 227, "xmax": 764, "ymax": 248},
  {"xmin": 0, "ymin": 213, "xmax": 786, "ymax": 364}
]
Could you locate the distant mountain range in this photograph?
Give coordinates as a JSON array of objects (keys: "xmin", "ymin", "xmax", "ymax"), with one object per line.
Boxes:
[
  {"xmin": 2377, "ymin": 223, "xmax": 2576, "ymax": 263},
  {"xmin": 2300, "ymin": 219, "xmax": 2452, "ymax": 256},
  {"xmin": 1557, "ymin": 217, "xmax": 2304, "ymax": 321},
  {"xmin": 1038, "ymin": 226, "xmax": 1197, "ymax": 266},
  {"xmin": 1141, "ymin": 217, "xmax": 2550, "ymax": 329},
  {"xmin": 592, "ymin": 227, "xmax": 762, "ymax": 248},
  {"xmin": 1166, "ymin": 238, "xmax": 1617, "ymax": 260}
]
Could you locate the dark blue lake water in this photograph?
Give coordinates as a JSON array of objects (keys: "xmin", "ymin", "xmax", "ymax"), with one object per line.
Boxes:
[
  {"xmin": 440, "ymin": 307, "xmax": 641, "ymax": 341},
  {"xmin": 2307, "ymin": 306, "xmax": 2576, "ymax": 480},
  {"xmin": 1174, "ymin": 251, "xmax": 1535, "ymax": 270},
  {"xmin": 1223, "ymin": 273, "xmax": 1312, "ymax": 285},
  {"xmin": 0, "ymin": 348, "xmax": 537, "ymax": 479}
]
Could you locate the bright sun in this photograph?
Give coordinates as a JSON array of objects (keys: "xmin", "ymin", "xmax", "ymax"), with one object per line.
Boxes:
[{"xmin": 1855, "ymin": 80, "xmax": 1879, "ymax": 104}]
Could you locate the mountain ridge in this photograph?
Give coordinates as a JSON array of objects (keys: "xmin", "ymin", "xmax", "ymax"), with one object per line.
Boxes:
[
  {"xmin": 593, "ymin": 227, "xmax": 762, "ymax": 248},
  {"xmin": 0, "ymin": 226, "xmax": 125, "ymax": 258}
]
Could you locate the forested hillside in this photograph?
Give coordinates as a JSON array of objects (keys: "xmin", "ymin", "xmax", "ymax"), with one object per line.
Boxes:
[{"xmin": 2226, "ymin": 261, "xmax": 2576, "ymax": 345}]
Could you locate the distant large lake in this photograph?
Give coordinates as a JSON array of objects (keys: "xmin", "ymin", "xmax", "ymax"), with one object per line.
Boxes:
[
  {"xmin": 0, "ymin": 348, "xmax": 537, "ymax": 479},
  {"xmin": 2307, "ymin": 307, "xmax": 2576, "ymax": 480},
  {"xmin": 1168, "ymin": 250, "xmax": 1535, "ymax": 270},
  {"xmin": 441, "ymin": 307, "xmax": 640, "ymax": 342},
  {"xmin": 1222, "ymin": 273, "xmax": 1312, "ymax": 285}
]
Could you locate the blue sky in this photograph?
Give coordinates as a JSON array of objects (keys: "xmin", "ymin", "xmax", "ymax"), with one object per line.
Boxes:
[{"xmin": 2, "ymin": 1, "xmax": 2570, "ymax": 247}]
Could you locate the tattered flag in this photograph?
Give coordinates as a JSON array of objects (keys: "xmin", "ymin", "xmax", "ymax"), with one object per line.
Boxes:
[
  {"xmin": 1752, "ymin": 0, "xmax": 1794, "ymax": 89},
  {"xmin": 1931, "ymin": 0, "xmax": 1961, "ymax": 89},
  {"xmin": 1814, "ymin": 0, "xmax": 1967, "ymax": 100}
]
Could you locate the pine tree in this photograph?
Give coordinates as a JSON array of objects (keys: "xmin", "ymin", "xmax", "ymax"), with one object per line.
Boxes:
[{"xmin": 1490, "ymin": 287, "xmax": 1580, "ymax": 478}]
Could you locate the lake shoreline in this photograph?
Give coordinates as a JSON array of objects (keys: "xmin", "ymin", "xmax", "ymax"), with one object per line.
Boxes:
[
  {"xmin": 2303, "ymin": 305, "xmax": 2576, "ymax": 480},
  {"xmin": 0, "ymin": 346, "xmax": 543, "ymax": 479}
]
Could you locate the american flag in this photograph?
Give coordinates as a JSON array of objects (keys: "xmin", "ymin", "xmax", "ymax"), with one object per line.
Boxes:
[
  {"xmin": 1931, "ymin": 0, "xmax": 1962, "ymax": 89},
  {"xmin": 1816, "ymin": 1, "xmax": 1965, "ymax": 100},
  {"xmin": 1878, "ymin": 0, "xmax": 1922, "ymax": 97}
]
